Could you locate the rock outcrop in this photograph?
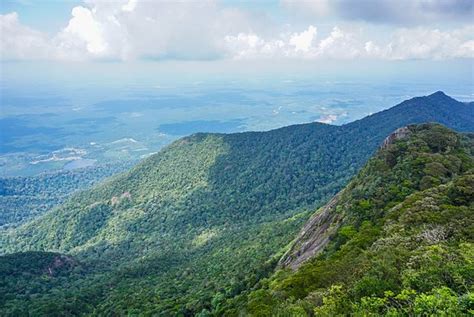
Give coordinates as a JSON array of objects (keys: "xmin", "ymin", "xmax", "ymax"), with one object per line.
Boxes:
[
  {"xmin": 381, "ymin": 126, "xmax": 411, "ymax": 149},
  {"xmin": 280, "ymin": 126, "xmax": 415, "ymax": 271},
  {"xmin": 279, "ymin": 193, "xmax": 343, "ymax": 270}
]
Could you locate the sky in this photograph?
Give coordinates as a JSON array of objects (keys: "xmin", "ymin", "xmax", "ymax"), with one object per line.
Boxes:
[
  {"xmin": 0, "ymin": 0, "xmax": 473, "ymax": 176},
  {"xmin": 0, "ymin": 0, "xmax": 473, "ymax": 63}
]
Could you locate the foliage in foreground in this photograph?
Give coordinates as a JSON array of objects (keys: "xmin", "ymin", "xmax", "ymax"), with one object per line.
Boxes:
[
  {"xmin": 0, "ymin": 92, "xmax": 473, "ymax": 315},
  {"xmin": 218, "ymin": 124, "xmax": 474, "ymax": 316}
]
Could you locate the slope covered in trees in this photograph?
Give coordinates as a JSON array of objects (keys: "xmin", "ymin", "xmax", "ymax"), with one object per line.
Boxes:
[
  {"xmin": 0, "ymin": 92, "xmax": 473, "ymax": 315},
  {"xmin": 0, "ymin": 163, "xmax": 130, "ymax": 228},
  {"xmin": 0, "ymin": 251, "xmax": 87, "ymax": 316},
  {"xmin": 218, "ymin": 124, "xmax": 474, "ymax": 316}
]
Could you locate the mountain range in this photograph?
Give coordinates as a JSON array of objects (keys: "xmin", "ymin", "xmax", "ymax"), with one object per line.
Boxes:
[{"xmin": 0, "ymin": 91, "xmax": 473, "ymax": 316}]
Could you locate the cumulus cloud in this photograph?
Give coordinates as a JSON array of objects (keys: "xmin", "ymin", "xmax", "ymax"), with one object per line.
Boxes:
[
  {"xmin": 364, "ymin": 26, "xmax": 474, "ymax": 60},
  {"xmin": 224, "ymin": 26, "xmax": 364, "ymax": 59},
  {"xmin": 224, "ymin": 26, "xmax": 321, "ymax": 59},
  {"xmin": 1, "ymin": 0, "xmax": 473, "ymax": 61},
  {"xmin": 0, "ymin": 12, "xmax": 52, "ymax": 60},
  {"xmin": 224, "ymin": 25, "xmax": 473, "ymax": 60},
  {"xmin": 315, "ymin": 27, "xmax": 361, "ymax": 59},
  {"xmin": 2, "ymin": 0, "xmax": 259, "ymax": 61},
  {"xmin": 289, "ymin": 25, "xmax": 317, "ymax": 52},
  {"xmin": 53, "ymin": 6, "xmax": 109, "ymax": 60}
]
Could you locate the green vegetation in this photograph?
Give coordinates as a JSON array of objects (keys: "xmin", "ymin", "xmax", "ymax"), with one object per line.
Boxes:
[
  {"xmin": 0, "ymin": 92, "xmax": 473, "ymax": 315},
  {"xmin": 0, "ymin": 163, "xmax": 130, "ymax": 228},
  {"xmin": 0, "ymin": 251, "xmax": 88, "ymax": 316},
  {"xmin": 218, "ymin": 124, "xmax": 474, "ymax": 316}
]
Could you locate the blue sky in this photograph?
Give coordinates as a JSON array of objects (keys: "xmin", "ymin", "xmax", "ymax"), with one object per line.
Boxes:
[
  {"xmin": 0, "ymin": 1, "xmax": 472, "ymax": 107},
  {"xmin": 0, "ymin": 0, "xmax": 81, "ymax": 33},
  {"xmin": 1, "ymin": 0, "xmax": 472, "ymax": 63},
  {"xmin": 0, "ymin": 1, "xmax": 472, "ymax": 176}
]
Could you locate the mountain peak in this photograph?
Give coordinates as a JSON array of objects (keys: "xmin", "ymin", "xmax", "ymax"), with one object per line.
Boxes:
[
  {"xmin": 428, "ymin": 90, "xmax": 448, "ymax": 98},
  {"xmin": 391, "ymin": 90, "xmax": 462, "ymax": 113},
  {"xmin": 425, "ymin": 90, "xmax": 456, "ymax": 103}
]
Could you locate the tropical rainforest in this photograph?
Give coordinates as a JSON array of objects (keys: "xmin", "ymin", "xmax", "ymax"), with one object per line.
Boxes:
[
  {"xmin": 0, "ymin": 163, "xmax": 130, "ymax": 228},
  {"xmin": 218, "ymin": 123, "xmax": 474, "ymax": 316},
  {"xmin": 0, "ymin": 92, "xmax": 473, "ymax": 316}
]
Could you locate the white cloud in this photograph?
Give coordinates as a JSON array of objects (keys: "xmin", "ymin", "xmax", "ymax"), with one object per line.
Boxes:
[
  {"xmin": 223, "ymin": 33, "xmax": 266, "ymax": 59},
  {"xmin": 289, "ymin": 25, "xmax": 317, "ymax": 52},
  {"xmin": 223, "ymin": 25, "xmax": 320, "ymax": 59},
  {"xmin": 224, "ymin": 25, "xmax": 473, "ymax": 61},
  {"xmin": 364, "ymin": 41, "xmax": 382, "ymax": 56},
  {"xmin": 224, "ymin": 26, "xmax": 363, "ymax": 60},
  {"xmin": 458, "ymin": 40, "xmax": 474, "ymax": 58},
  {"xmin": 366, "ymin": 26, "xmax": 474, "ymax": 60},
  {"xmin": 0, "ymin": 12, "xmax": 52, "ymax": 60},
  {"xmin": 315, "ymin": 26, "xmax": 361, "ymax": 59},
  {"xmin": 54, "ymin": 6, "xmax": 108, "ymax": 59},
  {"xmin": 6, "ymin": 0, "xmax": 260, "ymax": 61},
  {"xmin": 122, "ymin": 0, "xmax": 138, "ymax": 12},
  {"xmin": 1, "ymin": 0, "xmax": 473, "ymax": 62}
]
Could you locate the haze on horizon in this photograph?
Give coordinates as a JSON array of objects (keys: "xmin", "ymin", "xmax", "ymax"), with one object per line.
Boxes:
[{"xmin": 0, "ymin": 0, "xmax": 473, "ymax": 176}]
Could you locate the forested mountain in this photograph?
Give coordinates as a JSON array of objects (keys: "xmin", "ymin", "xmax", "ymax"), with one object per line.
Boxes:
[
  {"xmin": 0, "ymin": 252, "xmax": 85, "ymax": 315},
  {"xmin": 0, "ymin": 92, "xmax": 473, "ymax": 315},
  {"xmin": 0, "ymin": 163, "xmax": 131, "ymax": 228},
  {"xmin": 218, "ymin": 124, "xmax": 473, "ymax": 315}
]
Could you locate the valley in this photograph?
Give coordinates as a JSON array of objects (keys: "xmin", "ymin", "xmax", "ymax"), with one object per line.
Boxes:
[
  {"xmin": 0, "ymin": 92, "xmax": 473, "ymax": 315},
  {"xmin": 1, "ymin": 1, "xmax": 473, "ymax": 315}
]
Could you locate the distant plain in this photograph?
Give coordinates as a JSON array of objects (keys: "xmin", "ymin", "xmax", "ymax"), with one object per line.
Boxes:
[{"xmin": 1, "ymin": 66, "xmax": 472, "ymax": 176}]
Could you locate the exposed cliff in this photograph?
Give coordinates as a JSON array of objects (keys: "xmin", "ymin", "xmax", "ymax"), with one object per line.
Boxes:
[
  {"xmin": 279, "ymin": 193, "xmax": 343, "ymax": 270},
  {"xmin": 381, "ymin": 126, "xmax": 411, "ymax": 148},
  {"xmin": 280, "ymin": 125, "xmax": 413, "ymax": 270},
  {"xmin": 218, "ymin": 123, "xmax": 474, "ymax": 316}
]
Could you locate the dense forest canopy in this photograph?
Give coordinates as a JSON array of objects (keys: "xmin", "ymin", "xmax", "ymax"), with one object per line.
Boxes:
[
  {"xmin": 0, "ymin": 163, "xmax": 131, "ymax": 228},
  {"xmin": 217, "ymin": 123, "xmax": 474, "ymax": 315},
  {"xmin": 0, "ymin": 92, "xmax": 473, "ymax": 315}
]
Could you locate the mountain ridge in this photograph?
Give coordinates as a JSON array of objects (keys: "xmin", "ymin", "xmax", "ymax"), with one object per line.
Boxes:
[
  {"xmin": 0, "ymin": 92, "xmax": 473, "ymax": 315},
  {"xmin": 218, "ymin": 123, "xmax": 473, "ymax": 315}
]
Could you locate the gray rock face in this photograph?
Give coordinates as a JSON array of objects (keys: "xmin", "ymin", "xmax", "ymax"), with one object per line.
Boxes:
[
  {"xmin": 279, "ymin": 193, "xmax": 343, "ymax": 270},
  {"xmin": 279, "ymin": 126, "xmax": 418, "ymax": 271},
  {"xmin": 381, "ymin": 126, "xmax": 411, "ymax": 149}
]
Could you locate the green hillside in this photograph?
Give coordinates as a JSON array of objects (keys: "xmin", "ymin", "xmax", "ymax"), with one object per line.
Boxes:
[
  {"xmin": 219, "ymin": 124, "xmax": 474, "ymax": 316},
  {"xmin": 0, "ymin": 251, "xmax": 86, "ymax": 316},
  {"xmin": 0, "ymin": 163, "xmax": 130, "ymax": 228},
  {"xmin": 0, "ymin": 92, "xmax": 473, "ymax": 315}
]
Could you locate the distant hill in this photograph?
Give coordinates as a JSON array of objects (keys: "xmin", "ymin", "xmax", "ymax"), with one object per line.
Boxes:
[
  {"xmin": 219, "ymin": 123, "xmax": 473, "ymax": 315},
  {"xmin": 346, "ymin": 91, "xmax": 473, "ymax": 133},
  {"xmin": 0, "ymin": 92, "xmax": 473, "ymax": 315},
  {"xmin": 0, "ymin": 163, "xmax": 131, "ymax": 228}
]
